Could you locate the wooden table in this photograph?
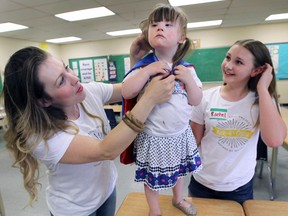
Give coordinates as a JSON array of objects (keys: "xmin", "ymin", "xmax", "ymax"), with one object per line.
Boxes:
[
  {"xmin": 104, "ymin": 104, "xmax": 122, "ymax": 113},
  {"xmin": 243, "ymin": 200, "xmax": 288, "ymax": 216},
  {"xmin": 116, "ymin": 192, "xmax": 245, "ymax": 216}
]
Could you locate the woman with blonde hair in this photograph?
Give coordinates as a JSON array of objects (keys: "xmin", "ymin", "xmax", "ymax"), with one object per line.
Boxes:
[{"xmin": 2, "ymin": 46, "xmax": 175, "ymax": 216}]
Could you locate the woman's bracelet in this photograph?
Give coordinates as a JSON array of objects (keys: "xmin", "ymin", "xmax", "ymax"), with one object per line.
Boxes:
[
  {"xmin": 122, "ymin": 111, "xmax": 145, "ymax": 133},
  {"xmin": 126, "ymin": 111, "xmax": 145, "ymax": 128}
]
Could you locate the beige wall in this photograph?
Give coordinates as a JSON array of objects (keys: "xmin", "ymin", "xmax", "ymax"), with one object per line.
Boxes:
[
  {"xmin": 0, "ymin": 38, "xmax": 60, "ymax": 72},
  {"xmin": 186, "ymin": 22, "xmax": 288, "ymax": 48}
]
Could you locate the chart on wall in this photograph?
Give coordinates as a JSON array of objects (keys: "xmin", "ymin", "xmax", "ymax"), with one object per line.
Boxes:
[
  {"xmin": 69, "ymin": 56, "xmax": 111, "ymax": 83},
  {"xmin": 94, "ymin": 58, "xmax": 108, "ymax": 81}
]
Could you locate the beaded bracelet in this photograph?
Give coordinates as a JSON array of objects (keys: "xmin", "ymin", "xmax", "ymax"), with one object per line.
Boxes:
[{"xmin": 122, "ymin": 111, "xmax": 145, "ymax": 133}]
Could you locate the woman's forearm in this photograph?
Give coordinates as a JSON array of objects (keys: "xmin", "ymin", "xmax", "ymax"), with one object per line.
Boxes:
[
  {"xmin": 100, "ymin": 95, "xmax": 154, "ymax": 159},
  {"xmin": 61, "ymin": 75, "xmax": 175, "ymax": 164},
  {"xmin": 62, "ymin": 94, "xmax": 156, "ymax": 163},
  {"xmin": 103, "ymin": 75, "xmax": 175, "ymax": 159}
]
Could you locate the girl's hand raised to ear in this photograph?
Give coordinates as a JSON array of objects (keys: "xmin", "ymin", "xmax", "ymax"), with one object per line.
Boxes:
[{"xmin": 257, "ymin": 63, "xmax": 273, "ymax": 92}]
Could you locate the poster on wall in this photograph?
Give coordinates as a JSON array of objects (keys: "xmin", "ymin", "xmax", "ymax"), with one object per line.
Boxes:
[
  {"xmin": 124, "ymin": 57, "xmax": 130, "ymax": 74},
  {"xmin": 69, "ymin": 56, "xmax": 108, "ymax": 83},
  {"xmin": 79, "ymin": 59, "xmax": 94, "ymax": 83},
  {"xmin": 94, "ymin": 58, "xmax": 108, "ymax": 81},
  {"xmin": 108, "ymin": 61, "xmax": 117, "ymax": 81},
  {"xmin": 72, "ymin": 61, "xmax": 79, "ymax": 76}
]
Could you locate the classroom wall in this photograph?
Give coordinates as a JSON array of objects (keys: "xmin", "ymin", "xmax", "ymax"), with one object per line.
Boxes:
[
  {"xmin": 0, "ymin": 38, "xmax": 61, "ymax": 72},
  {"xmin": 186, "ymin": 22, "xmax": 288, "ymax": 49},
  {"xmin": 0, "ymin": 22, "xmax": 288, "ymax": 100},
  {"xmin": 0, "ymin": 22, "xmax": 287, "ymax": 72},
  {"xmin": 59, "ymin": 22, "xmax": 288, "ymax": 104},
  {"xmin": 59, "ymin": 22, "xmax": 288, "ymax": 64}
]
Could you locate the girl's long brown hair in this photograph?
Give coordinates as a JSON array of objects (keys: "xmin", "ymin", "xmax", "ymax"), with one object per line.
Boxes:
[{"xmin": 235, "ymin": 39, "xmax": 279, "ymax": 106}]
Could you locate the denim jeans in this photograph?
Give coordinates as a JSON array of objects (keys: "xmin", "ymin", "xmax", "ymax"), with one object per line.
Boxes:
[
  {"xmin": 188, "ymin": 175, "xmax": 253, "ymax": 205},
  {"xmin": 50, "ymin": 187, "xmax": 116, "ymax": 216}
]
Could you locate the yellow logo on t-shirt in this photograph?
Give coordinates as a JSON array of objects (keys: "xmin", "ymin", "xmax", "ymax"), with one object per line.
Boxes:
[{"xmin": 212, "ymin": 127, "xmax": 253, "ymax": 139}]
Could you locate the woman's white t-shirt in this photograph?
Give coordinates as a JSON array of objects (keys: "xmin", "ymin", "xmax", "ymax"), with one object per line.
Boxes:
[{"xmin": 32, "ymin": 82, "xmax": 117, "ymax": 216}]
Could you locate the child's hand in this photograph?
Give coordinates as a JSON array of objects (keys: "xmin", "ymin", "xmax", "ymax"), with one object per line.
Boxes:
[
  {"xmin": 257, "ymin": 63, "xmax": 273, "ymax": 91},
  {"xmin": 141, "ymin": 61, "xmax": 171, "ymax": 77},
  {"xmin": 173, "ymin": 65, "xmax": 193, "ymax": 85}
]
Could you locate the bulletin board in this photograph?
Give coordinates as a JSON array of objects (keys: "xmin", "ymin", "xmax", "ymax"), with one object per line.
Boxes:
[
  {"xmin": 108, "ymin": 54, "xmax": 130, "ymax": 82},
  {"xmin": 69, "ymin": 56, "xmax": 110, "ymax": 83}
]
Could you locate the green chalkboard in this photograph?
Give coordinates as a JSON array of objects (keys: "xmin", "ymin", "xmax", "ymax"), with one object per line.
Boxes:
[
  {"xmin": 186, "ymin": 47, "xmax": 229, "ymax": 82},
  {"xmin": 107, "ymin": 47, "xmax": 229, "ymax": 83}
]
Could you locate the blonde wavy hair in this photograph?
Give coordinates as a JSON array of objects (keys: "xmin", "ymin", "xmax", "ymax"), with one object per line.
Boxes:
[{"xmin": 1, "ymin": 47, "xmax": 106, "ymax": 206}]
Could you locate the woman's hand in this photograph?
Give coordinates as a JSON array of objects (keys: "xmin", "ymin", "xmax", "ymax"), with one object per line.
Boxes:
[{"xmin": 143, "ymin": 74, "xmax": 175, "ymax": 105}]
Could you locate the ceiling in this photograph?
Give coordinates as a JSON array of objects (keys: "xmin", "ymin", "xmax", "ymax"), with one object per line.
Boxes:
[{"xmin": 0, "ymin": 0, "xmax": 288, "ymax": 44}]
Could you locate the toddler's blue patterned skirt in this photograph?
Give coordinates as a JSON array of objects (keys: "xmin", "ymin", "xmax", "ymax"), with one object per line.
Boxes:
[{"xmin": 134, "ymin": 125, "xmax": 202, "ymax": 190}]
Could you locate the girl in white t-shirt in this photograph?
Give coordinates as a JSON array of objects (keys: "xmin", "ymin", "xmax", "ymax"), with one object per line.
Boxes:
[
  {"xmin": 189, "ymin": 39, "xmax": 287, "ymax": 204},
  {"xmin": 2, "ymin": 46, "xmax": 175, "ymax": 216},
  {"xmin": 122, "ymin": 4, "xmax": 202, "ymax": 216}
]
